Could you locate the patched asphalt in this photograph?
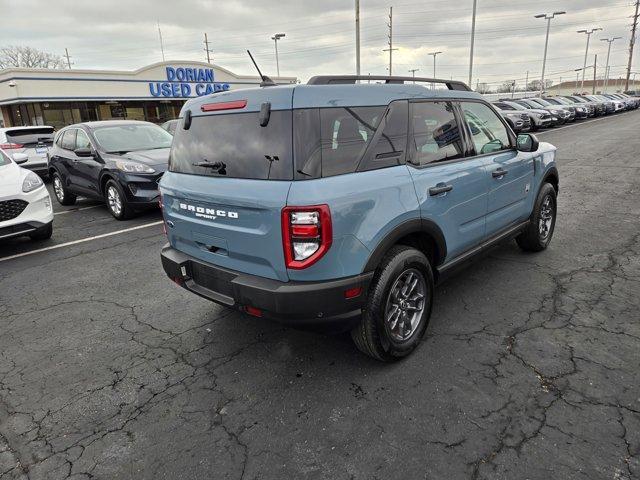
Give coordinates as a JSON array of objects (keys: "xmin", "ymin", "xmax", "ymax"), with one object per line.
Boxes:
[{"xmin": 0, "ymin": 111, "xmax": 639, "ymax": 479}]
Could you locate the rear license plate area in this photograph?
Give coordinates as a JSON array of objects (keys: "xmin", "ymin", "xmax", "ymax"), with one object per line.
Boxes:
[{"xmin": 190, "ymin": 261, "xmax": 235, "ymax": 298}]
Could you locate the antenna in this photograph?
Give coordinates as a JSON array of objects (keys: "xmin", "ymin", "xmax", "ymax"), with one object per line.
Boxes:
[{"xmin": 247, "ymin": 50, "xmax": 277, "ymax": 87}]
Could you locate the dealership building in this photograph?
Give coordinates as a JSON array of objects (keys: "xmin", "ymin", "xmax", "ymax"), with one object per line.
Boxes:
[{"xmin": 0, "ymin": 61, "xmax": 297, "ymax": 129}]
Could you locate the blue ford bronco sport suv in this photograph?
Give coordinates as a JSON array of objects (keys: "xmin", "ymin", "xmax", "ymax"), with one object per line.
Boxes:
[{"xmin": 159, "ymin": 75, "xmax": 558, "ymax": 361}]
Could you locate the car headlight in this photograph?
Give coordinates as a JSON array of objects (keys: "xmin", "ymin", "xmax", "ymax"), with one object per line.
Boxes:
[
  {"xmin": 576, "ymin": 107, "xmax": 585, "ymax": 112},
  {"xmin": 115, "ymin": 160, "xmax": 155, "ymax": 174},
  {"xmin": 532, "ymin": 113, "xmax": 543, "ymax": 119},
  {"xmin": 22, "ymin": 171, "xmax": 44, "ymax": 193}
]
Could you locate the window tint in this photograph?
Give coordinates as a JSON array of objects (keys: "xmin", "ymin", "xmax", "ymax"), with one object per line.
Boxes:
[
  {"xmin": 76, "ymin": 130, "xmax": 91, "ymax": 149},
  {"xmin": 319, "ymin": 106, "xmax": 384, "ymax": 177},
  {"xmin": 293, "ymin": 109, "xmax": 322, "ymax": 179},
  {"xmin": 461, "ymin": 102, "xmax": 512, "ymax": 155},
  {"xmin": 61, "ymin": 130, "xmax": 76, "ymax": 150},
  {"xmin": 409, "ymin": 101, "xmax": 465, "ymax": 166},
  {"xmin": 360, "ymin": 101, "xmax": 408, "ymax": 171},
  {"xmin": 170, "ymin": 111, "xmax": 293, "ymax": 180}
]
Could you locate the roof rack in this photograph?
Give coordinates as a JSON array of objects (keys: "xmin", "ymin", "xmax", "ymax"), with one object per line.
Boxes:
[{"xmin": 306, "ymin": 75, "xmax": 471, "ymax": 91}]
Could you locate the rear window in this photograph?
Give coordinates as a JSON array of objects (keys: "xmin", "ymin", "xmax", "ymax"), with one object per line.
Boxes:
[
  {"xmin": 6, "ymin": 127, "xmax": 54, "ymax": 146},
  {"xmin": 170, "ymin": 111, "xmax": 293, "ymax": 180}
]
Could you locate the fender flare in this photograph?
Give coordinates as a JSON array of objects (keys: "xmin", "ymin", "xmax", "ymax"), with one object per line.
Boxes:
[
  {"xmin": 542, "ymin": 166, "xmax": 559, "ymax": 193},
  {"xmin": 363, "ymin": 218, "xmax": 447, "ymax": 272}
]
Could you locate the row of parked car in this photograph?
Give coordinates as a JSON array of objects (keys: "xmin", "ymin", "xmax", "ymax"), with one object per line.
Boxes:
[{"xmin": 494, "ymin": 93, "xmax": 639, "ymax": 132}]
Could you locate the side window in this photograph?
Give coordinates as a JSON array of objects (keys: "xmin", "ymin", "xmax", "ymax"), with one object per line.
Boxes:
[
  {"xmin": 76, "ymin": 130, "xmax": 91, "ymax": 149},
  {"xmin": 55, "ymin": 131, "xmax": 65, "ymax": 147},
  {"xmin": 294, "ymin": 108, "xmax": 322, "ymax": 179},
  {"xmin": 319, "ymin": 106, "xmax": 384, "ymax": 177},
  {"xmin": 461, "ymin": 102, "xmax": 512, "ymax": 155},
  {"xmin": 360, "ymin": 101, "xmax": 408, "ymax": 171},
  {"xmin": 61, "ymin": 129, "xmax": 76, "ymax": 151},
  {"xmin": 409, "ymin": 101, "xmax": 465, "ymax": 166}
]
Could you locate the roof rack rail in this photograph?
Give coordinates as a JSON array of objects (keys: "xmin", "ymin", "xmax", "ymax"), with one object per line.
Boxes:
[{"xmin": 306, "ymin": 75, "xmax": 471, "ymax": 91}]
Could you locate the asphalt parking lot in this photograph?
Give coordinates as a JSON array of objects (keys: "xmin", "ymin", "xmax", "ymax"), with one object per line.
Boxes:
[{"xmin": 1, "ymin": 111, "xmax": 639, "ymax": 480}]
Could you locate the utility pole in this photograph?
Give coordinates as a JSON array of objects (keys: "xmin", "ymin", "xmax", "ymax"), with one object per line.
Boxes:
[
  {"xmin": 525, "ymin": 70, "xmax": 529, "ymax": 91},
  {"xmin": 468, "ymin": 0, "xmax": 477, "ymax": 87},
  {"xmin": 593, "ymin": 54, "xmax": 597, "ymax": 94},
  {"xmin": 157, "ymin": 20, "xmax": 165, "ymax": 62},
  {"xmin": 64, "ymin": 48, "xmax": 73, "ymax": 69},
  {"xmin": 271, "ymin": 33, "xmax": 286, "ymax": 76},
  {"xmin": 625, "ymin": 0, "xmax": 640, "ymax": 91},
  {"xmin": 355, "ymin": 0, "xmax": 361, "ymax": 75},
  {"xmin": 428, "ymin": 51, "xmax": 442, "ymax": 89},
  {"xmin": 601, "ymin": 37, "xmax": 621, "ymax": 92},
  {"xmin": 382, "ymin": 7, "xmax": 398, "ymax": 75},
  {"xmin": 535, "ymin": 11, "xmax": 566, "ymax": 96},
  {"xmin": 578, "ymin": 28, "xmax": 602, "ymax": 91},
  {"xmin": 408, "ymin": 68, "xmax": 419, "ymax": 82},
  {"xmin": 203, "ymin": 33, "xmax": 213, "ymax": 64}
]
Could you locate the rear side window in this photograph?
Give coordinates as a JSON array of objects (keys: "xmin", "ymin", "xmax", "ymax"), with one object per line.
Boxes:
[
  {"xmin": 461, "ymin": 102, "xmax": 512, "ymax": 155},
  {"xmin": 319, "ymin": 106, "xmax": 384, "ymax": 177},
  {"xmin": 0, "ymin": 150, "xmax": 11, "ymax": 166},
  {"xmin": 409, "ymin": 101, "xmax": 465, "ymax": 166},
  {"xmin": 61, "ymin": 130, "xmax": 76, "ymax": 151},
  {"xmin": 6, "ymin": 127, "xmax": 54, "ymax": 146},
  {"xmin": 360, "ymin": 101, "xmax": 408, "ymax": 171},
  {"xmin": 170, "ymin": 111, "xmax": 293, "ymax": 180}
]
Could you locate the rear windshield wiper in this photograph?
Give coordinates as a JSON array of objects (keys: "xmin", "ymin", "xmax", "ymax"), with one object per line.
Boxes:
[{"xmin": 193, "ymin": 160, "xmax": 226, "ymax": 173}]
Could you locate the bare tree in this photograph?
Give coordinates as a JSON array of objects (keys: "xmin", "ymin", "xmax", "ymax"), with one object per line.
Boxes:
[{"xmin": 0, "ymin": 46, "xmax": 68, "ymax": 69}]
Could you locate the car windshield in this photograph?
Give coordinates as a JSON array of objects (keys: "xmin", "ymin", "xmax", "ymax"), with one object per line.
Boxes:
[
  {"xmin": 532, "ymin": 98, "xmax": 552, "ymax": 106},
  {"xmin": 92, "ymin": 123, "xmax": 173, "ymax": 153},
  {"xmin": 553, "ymin": 97, "xmax": 571, "ymax": 105}
]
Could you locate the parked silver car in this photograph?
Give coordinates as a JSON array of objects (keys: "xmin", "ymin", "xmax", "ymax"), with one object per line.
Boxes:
[{"xmin": 0, "ymin": 126, "xmax": 55, "ymax": 177}]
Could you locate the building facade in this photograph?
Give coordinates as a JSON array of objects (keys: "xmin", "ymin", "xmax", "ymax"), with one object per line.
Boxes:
[{"xmin": 0, "ymin": 61, "xmax": 296, "ymax": 129}]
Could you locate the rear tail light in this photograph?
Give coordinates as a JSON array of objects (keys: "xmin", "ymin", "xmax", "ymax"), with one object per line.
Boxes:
[
  {"xmin": 0, "ymin": 143, "xmax": 23, "ymax": 149},
  {"xmin": 282, "ymin": 205, "xmax": 332, "ymax": 269},
  {"xmin": 245, "ymin": 306, "xmax": 263, "ymax": 317},
  {"xmin": 159, "ymin": 192, "xmax": 167, "ymax": 236}
]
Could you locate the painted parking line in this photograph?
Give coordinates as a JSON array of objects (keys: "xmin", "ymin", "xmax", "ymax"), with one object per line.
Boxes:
[
  {"xmin": 54, "ymin": 205, "xmax": 103, "ymax": 216},
  {"xmin": 536, "ymin": 113, "xmax": 629, "ymax": 135},
  {"xmin": 0, "ymin": 221, "xmax": 163, "ymax": 263}
]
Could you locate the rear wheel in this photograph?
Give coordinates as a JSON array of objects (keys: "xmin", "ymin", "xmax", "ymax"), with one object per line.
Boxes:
[
  {"xmin": 105, "ymin": 180, "xmax": 134, "ymax": 220},
  {"xmin": 351, "ymin": 246, "xmax": 434, "ymax": 362},
  {"xmin": 516, "ymin": 182, "xmax": 557, "ymax": 252},
  {"xmin": 52, "ymin": 171, "xmax": 76, "ymax": 206}
]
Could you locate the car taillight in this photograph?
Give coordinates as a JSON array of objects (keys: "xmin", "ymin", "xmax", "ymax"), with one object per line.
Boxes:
[
  {"xmin": 159, "ymin": 192, "xmax": 167, "ymax": 236},
  {"xmin": 0, "ymin": 143, "xmax": 23, "ymax": 149},
  {"xmin": 282, "ymin": 205, "xmax": 332, "ymax": 269}
]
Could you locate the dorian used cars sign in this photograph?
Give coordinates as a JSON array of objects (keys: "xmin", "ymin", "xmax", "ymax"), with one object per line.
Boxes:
[{"xmin": 149, "ymin": 67, "xmax": 231, "ymax": 98}]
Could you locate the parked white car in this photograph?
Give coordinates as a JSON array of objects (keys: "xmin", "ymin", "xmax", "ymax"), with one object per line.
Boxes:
[
  {"xmin": 0, "ymin": 149, "xmax": 53, "ymax": 241},
  {"xmin": 0, "ymin": 126, "xmax": 55, "ymax": 177}
]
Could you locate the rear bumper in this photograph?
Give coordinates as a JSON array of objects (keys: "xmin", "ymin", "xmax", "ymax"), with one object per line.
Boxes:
[{"xmin": 161, "ymin": 245, "xmax": 372, "ymax": 331}]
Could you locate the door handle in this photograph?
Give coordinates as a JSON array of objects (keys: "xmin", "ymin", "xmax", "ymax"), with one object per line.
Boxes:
[
  {"xmin": 492, "ymin": 168, "xmax": 508, "ymax": 178},
  {"xmin": 428, "ymin": 184, "xmax": 453, "ymax": 196}
]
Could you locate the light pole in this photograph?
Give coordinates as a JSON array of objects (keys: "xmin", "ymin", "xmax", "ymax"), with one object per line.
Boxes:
[
  {"xmin": 271, "ymin": 33, "xmax": 285, "ymax": 76},
  {"xmin": 577, "ymin": 28, "xmax": 602, "ymax": 91},
  {"xmin": 468, "ymin": 0, "xmax": 478, "ymax": 87},
  {"xmin": 535, "ymin": 11, "xmax": 566, "ymax": 95},
  {"xmin": 575, "ymin": 66, "xmax": 593, "ymax": 93},
  {"xmin": 429, "ymin": 52, "xmax": 442, "ymax": 90},
  {"xmin": 601, "ymin": 37, "xmax": 621, "ymax": 92}
]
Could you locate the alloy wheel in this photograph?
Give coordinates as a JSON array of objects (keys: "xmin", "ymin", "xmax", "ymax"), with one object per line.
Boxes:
[
  {"xmin": 384, "ymin": 268, "xmax": 427, "ymax": 342},
  {"xmin": 53, "ymin": 176, "xmax": 64, "ymax": 202},
  {"xmin": 539, "ymin": 194, "xmax": 554, "ymax": 241},
  {"xmin": 107, "ymin": 186, "xmax": 122, "ymax": 217}
]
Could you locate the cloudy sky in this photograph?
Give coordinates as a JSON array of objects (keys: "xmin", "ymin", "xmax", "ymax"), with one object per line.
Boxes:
[{"xmin": 1, "ymin": 0, "xmax": 637, "ymax": 87}]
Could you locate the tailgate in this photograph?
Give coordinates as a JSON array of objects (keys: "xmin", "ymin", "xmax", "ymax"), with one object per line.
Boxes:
[{"xmin": 160, "ymin": 173, "xmax": 291, "ymax": 282}]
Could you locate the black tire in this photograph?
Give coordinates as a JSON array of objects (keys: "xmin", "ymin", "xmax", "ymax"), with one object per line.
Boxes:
[
  {"xmin": 529, "ymin": 119, "xmax": 539, "ymax": 132},
  {"xmin": 51, "ymin": 171, "xmax": 76, "ymax": 206},
  {"xmin": 351, "ymin": 246, "xmax": 434, "ymax": 362},
  {"xmin": 29, "ymin": 222, "xmax": 53, "ymax": 241},
  {"xmin": 104, "ymin": 179, "xmax": 134, "ymax": 220},
  {"xmin": 516, "ymin": 182, "xmax": 557, "ymax": 252}
]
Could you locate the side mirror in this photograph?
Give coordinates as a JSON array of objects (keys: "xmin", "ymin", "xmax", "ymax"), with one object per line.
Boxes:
[
  {"xmin": 74, "ymin": 147, "xmax": 94, "ymax": 158},
  {"xmin": 12, "ymin": 153, "xmax": 28, "ymax": 164},
  {"xmin": 516, "ymin": 133, "xmax": 539, "ymax": 153}
]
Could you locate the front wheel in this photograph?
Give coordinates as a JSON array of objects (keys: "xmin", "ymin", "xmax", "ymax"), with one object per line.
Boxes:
[
  {"xmin": 104, "ymin": 180, "xmax": 134, "ymax": 220},
  {"xmin": 351, "ymin": 246, "xmax": 434, "ymax": 362},
  {"xmin": 52, "ymin": 171, "xmax": 76, "ymax": 206},
  {"xmin": 516, "ymin": 182, "xmax": 557, "ymax": 252}
]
